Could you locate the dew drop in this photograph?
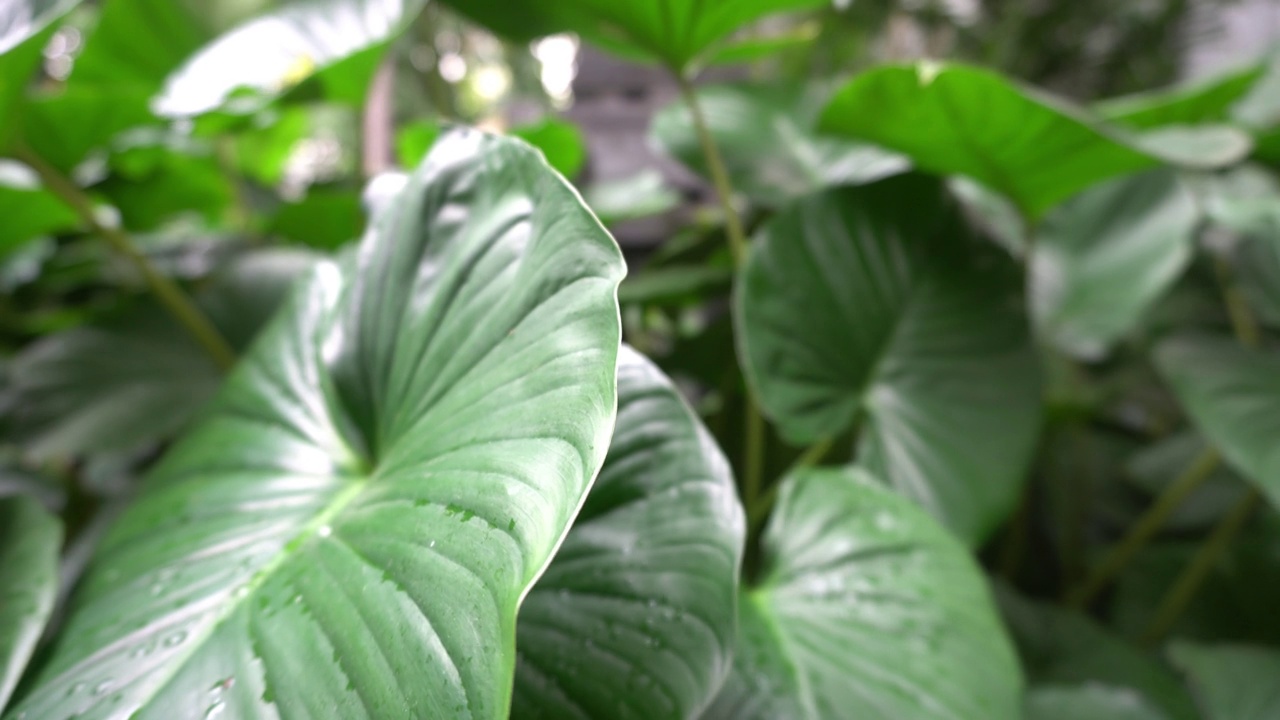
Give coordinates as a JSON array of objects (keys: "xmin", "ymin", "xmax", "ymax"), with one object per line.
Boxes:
[
  {"xmin": 163, "ymin": 631, "xmax": 188, "ymax": 647},
  {"xmin": 91, "ymin": 680, "xmax": 113, "ymax": 696}
]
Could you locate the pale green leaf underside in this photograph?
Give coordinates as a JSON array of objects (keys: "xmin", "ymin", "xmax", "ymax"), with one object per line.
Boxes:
[
  {"xmin": 1032, "ymin": 169, "xmax": 1198, "ymax": 359},
  {"xmin": 513, "ymin": 346, "xmax": 744, "ymax": 719},
  {"xmin": 702, "ymin": 468, "xmax": 1022, "ymax": 720},
  {"xmin": 0, "ymin": 495, "xmax": 61, "ymax": 712},
  {"xmin": 737, "ymin": 175, "xmax": 1040, "ymax": 544},
  {"xmin": 7, "ymin": 129, "xmax": 625, "ymax": 720},
  {"xmin": 1169, "ymin": 643, "xmax": 1280, "ymax": 720}
]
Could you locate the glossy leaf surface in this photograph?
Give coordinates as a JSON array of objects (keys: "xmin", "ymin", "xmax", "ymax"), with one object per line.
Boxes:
[
  {"xmin": 737, "ymin": 175, "xmax": 1040, "ymax": 543},
  {"xmin": 1169, "ymin": 643, "xmax": 1280, "ymax": 720},
  {"xmin": 652, "ymin": 82, "xmax": 906, "ymax": 206},
  {"xmin": 702, "ymin": 468, "xmax": 1022, "ymax": 720},
  {"xmin": 0, "ymin": 495, "xmax": 61, "ymax": 712},
  {"xmin": 512, "ymin": 347, "xmax": 744, "ymax": 719},
  {"xmin": 155, "ymin": 0, "xmax": 427, "ymax": 116},
  {"xmin": 7, "ymin": 129, "xmax": 625, "ymax": 719},
  {"xmin": 819, "ymin": 62, "xmax": 1243, "ymax": 219},
  {"xmin": 1031, "ymin": 169, "xmax": 1198, "ymax": 359},
  {"xmin": 1156, "ymin": 336, "xmax": 1280, "ymax": 508}
]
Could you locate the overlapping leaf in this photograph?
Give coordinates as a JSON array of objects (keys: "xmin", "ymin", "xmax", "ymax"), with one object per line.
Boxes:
[
  {"xmin": 512, "ymin": 347, "xmax": 743, "ymax": 719},
  {"xmin": 702, "ymin": 468, "xmax": 1022, "ymax": 719},
  {"xmin": 1025, "ymin": 685, "xmax": 1172, "ymax": 720},
  {"xmin": 1169, "ymin": 643, "xmax": 1280, "ymax": 720},
  {"xmin": 1095, "ymin": 65, "xmax": 1265, "ymax": 129},
  {"xmin": 736, "ymin": 174, "xmax": 1040, "ymax": 543},
  {"xmin": 0, "ymin": 495, "xmax": 61, "ymax": 712},
  {"xmin": 6, "ymin": 129, "xmax": 625, "ymax": 719}
]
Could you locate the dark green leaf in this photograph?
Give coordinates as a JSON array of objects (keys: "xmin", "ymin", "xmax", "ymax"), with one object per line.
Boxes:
[
  {"xmin": 155, "ymin": 0, "xmax": 428, "ymax": 116},
  {"xmin": 737, "ymin": 175, "xmax": 1040, "ymax": 543},
  {"xmin": 1156, "ymin": 336, "xmax": 1280, "ymax": 508},
  {"xmin": 1025, "ymin": 685, "xmax": 1171, "ymax": 720},
  {"xmin": 703, "ymin": 468, "xmax": 1022, "ymax": 719},
  {"xmin": 7, "ymin": 129, "xmax": 624, "ymax": 719},
  {"xmin": 1124, "ymin": 432, "xmax": 1248, "ymax": 532},
  {"xmin": 270, "ymin": 190, "xmax": 365, "ymax": 250},
  {"xmin": 653, "ymin": 82, "xmax": 906, "ymax": 207},
  {"xmin": 0, "ymin": 495, "xmax": 61, "ymax": 712},
  {"xmin": 1031, "ymin": 170, "xmax": 1199, "ymax": 359},
  {"xmin": 513, "ymin": 346, "xmax": 744, "ymax": 719},
  {"xmin": 0, "ymin": 161, "xmax": 79, "ymax": 256},
  {"xmin": 617, "ymin": 264, "xmax": 732, "ymax": 306},
  {"xmin": 98, "ymin": 149, "xmax": 233, "ymax": 231},
  {"xmin": 1096, "ymin": 65, "xmax": 1265, "ymax": 129},
  {"xmin": 819, "ymin": 62, "xmax": 1246, "ymax": 220},
  {"xmin": 513, "ymin": 119, "xmax": 586, "ymax": 180},
  {"xmin": 1169, "ymin": 643, "xmax": 1280, "ymax": 720}
]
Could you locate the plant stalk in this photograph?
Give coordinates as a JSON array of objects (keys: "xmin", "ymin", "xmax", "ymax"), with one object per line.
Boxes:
[
  {"xmin": 1066, "ymin": 448, "xmax": 1220, "ymax": 608},
  {"xmin": 1215, "ymin": 256, "xmax": 1261, "ymax": 349},
  {"xmin": 16, "ymin": 146, "xmax": 236, "ymax": 371},
  {"xmin": 748, "ymin": 437, "xmax": 833, "ymax": 531},
  {"xmin": 1139, "ymin": 488, "xmax": 1262, "ymax": 646}
]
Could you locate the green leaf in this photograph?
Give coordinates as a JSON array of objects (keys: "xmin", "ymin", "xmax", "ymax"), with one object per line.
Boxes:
[
  {"xmin": 512, "ymin": 347, "xmax": 744, "ymax": 718},
  {"xmin": 155, "ymin": 0, "xmax": 428, "ymax": 116},
  {"xmin": 1031, "ymin": 169, "xmax": 1199, "ymax": 359},
  {"xmin": 1169, "ymin": 643, "xmax": 1280, "ymax": 720},
  {"xmin": 513, "ymin": 119, "xmax": 586, "ymax": 180},
  {"xmin": 997, "ymin": 586, "xmax": 1197, "ymax": 720},
  {"xmin": 21, "ymin": 88, "xmax": 155, "ymax": 173},
  {"xmin": 617, "ymin": 264, "xmax": 732, "ymax": 306},
  {"xmin": 652, "ymin": 82, "xmax": 907, "ymax": 207},
  {"xmin": 395, "ymin": 119, "xmax": 441, "ymax": 169},
  {"xmin": 270, "ymin": 190, "xmax": 366, "ymax": 250},
  {"xmin": 0, "ymin": 161, "xmax": 79, "ymax": 256},
  {"xmin": 1025, "ymin": 685, "xmax": 1171, "ymax": 720},
  {"xmin": 819, "ymin": 62, "xmax": 1246, "ymax": 220},
  {"xmin": 1199, "ymin": 164, "xmax": 1280, "ymax": 240},
  {"xmin": 5, "ymin": 249, "xmax": 318, "ymax": 460},
  {"xmin": 98, "ymin": 148, "xmax": 233, "ymax": 231},
  {"xmin": 0, "ymin": 0, "xmax": 80, "ymax": 149},
  {"xmin": 581, "ymin": 170, "xmax": 680, "ymax": 226},
  {"xmin": 1124, "ymin": 432, "xmax": 1248, "ymax": 532},
  {"xmin": 704, "ymin": 24, "xmax": 819, "ymax": 66},
  {"xmin": 0, "ymin": 495, "xmax": 61, "ymax": 712},
  {"xmin": 457, "ymin": 0, "xmax": 826, "ymax": 70},
  {"xmin": 68, "ymin": 0, "xmax": 212, "ymax": 93},
  {"xmin": 1096, "ymin": 65, "xmax": 1265, "ymax": 130},
  {"xmin": 0, "ymin": 0, "xmax": 78, "ymax": 54},
  {"xmin": 7, "ymin": 129, "xmax": 624, "ymax": 719},
  {"xmin": 702, "ymin": 468, "xmax": 1022, "ymax": 719},
  {"xmin": 736, "ymin": 175, "xmax": 1040, "ymax": 543},
  {"xmin": 1155, "ymin": 336, "xmax": 1280, "ymax": 508}
]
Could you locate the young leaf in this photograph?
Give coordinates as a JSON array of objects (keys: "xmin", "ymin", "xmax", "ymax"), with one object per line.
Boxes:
[
  {"xmin": 0, "ymin": 495, "xmax": 61, "ymax": 712},
  {"xmin": 736, "ymin": 175, "xmax": 1040, "ymax": 544},
  {"xmin": 155, "ymin": 0, "xmax": 428, "ymax": 116},
  {"xmin": 1156, "ymin": 336, "xmax": 1280, "ymax": 509},
  {"xmin": 1031, "ymin": 169, "xmax": 1199, "ymax": 359},
  {"xmin": 819, "ymin": 62, "xmax": 1249, "ymax": 220},
  {"xmin": 1025, "ymin": 685, "xmax": 1171, "ymax": 720},
  {"xmin": 512, "ymin": 347, "xmax": 744, "ymax": 719},
  {"xmin": 1169, "ymin": 643, "xmax": 1280, "ymax": 720},
  {"xmin": 6, "ymin": 129, "xmax": 625, "ymax": 718},
  {"xmin": 702, "ymin": 468, "xmax": 1022, "ymax": 719}
]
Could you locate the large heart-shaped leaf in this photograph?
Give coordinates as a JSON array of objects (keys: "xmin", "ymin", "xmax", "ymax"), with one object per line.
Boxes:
[
  {"xmin": 1169, "ymin": 643, "xmax": 1280, "ymax": 720},
  {"xmin": 155, "ymin": 0, "xmax": 428, "ymax": 116},
  {"xmin": 512, "ymin": 346, "xmax": 744, "ymax": 719},
  {"xmin": 651, "ymin": 82, "xmax": 907, "ymax": 207},
  {"xmin": 702, "ymin": 468, "xmax": 1022, "ymax": 719},
  {"xmin": 1025, "ymin": 685, "xmax": 1172, "ymax": 720},
  {"xmin": 819, "ymin": 62, "xmax": 1249, "ymax": 220},
  {"xmin": 6, "ymin": 129, "xmax": 625, "ymax": 719},
  {"xmin": 736, "ymin": 174, "xmax": 1041, "ymax": 544},
  {"xmin": 445, "ymin": 0, "xmax": 826, "ymax": 70},
  {"xmin": 19, "ymin": 89, "xmax": 155, "ymax": 173},
  {"xmin": 1031, "ymin": 169, "xmax": 1199, "ymax": 359},
  {"xmin": 0, "ymin": 0, "xmax": 82, "ymax": 148},
  {"xmin": 0, "ymin": 495, "xmax": 61, "ymax": 712},
  {"xmin": 1095, "ymin": 65, "xmax": 1265, "ymax": 130},
  {"xmin": 67, "ymin": 0, "xmax": 214, "ymax": 93},
  {"xmin": 1155, "ymin": 336, "xmax": 1280, "ymax": 508}
]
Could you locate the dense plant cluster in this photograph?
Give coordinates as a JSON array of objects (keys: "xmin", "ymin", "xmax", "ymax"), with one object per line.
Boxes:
[{"xmin": 1, "ymin": 1, "xmax": 1279, "ymax": 719}]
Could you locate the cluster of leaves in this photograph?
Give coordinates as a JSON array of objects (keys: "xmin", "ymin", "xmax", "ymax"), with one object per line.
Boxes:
[{"xmin": 2, "ymin": 0, "xmax": 1280, "ymax": 719}]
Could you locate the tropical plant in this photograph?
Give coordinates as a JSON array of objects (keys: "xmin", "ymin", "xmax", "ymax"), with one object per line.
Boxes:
[{"xmin": 2, "ymin": 0, "xmax": 1280, "ymax": 718}]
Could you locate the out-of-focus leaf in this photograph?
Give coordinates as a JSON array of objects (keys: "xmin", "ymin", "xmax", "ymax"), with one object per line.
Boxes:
[
  {"xmin": 1200, "ymin": 164, "xmax": 1280, "ymax": 240},
  {"xmin": 1125, "ymin": 432, "xmax": 1248, "ymax": 531},
  {"xmin": 1169, "ymin": 643, "xmax": 1280, "ymax": 720},
  {"xmin": 1025, "ymin": 685, "xmax": 1172, "ymax": 720},
  {"xmin": 949, "ymin": 176, "xmax": 1027, "ymax": 257},
  {"xmin": 653, "ymin": 82, "xmax": 907, "ymax": 207},
  {"xmin": 5, "ymin": 248, "xmax": 318, "ymax": 460},
  {"xmin": 1096, "ymin": 65, "xmax": 1265, "ymax": 129},
  {"xmin": 68, "ymin": 0, "xmax": 210, "ymax": 93},
  {"xmin": 0, "ymin": 0, "xmax": 80, "ymax": 148},
  {"xmin": 21, "ymin": 88, "xmax": 154, "ymax": 173},
  {"xmin": 1130, "ymin": 125, "xmax": 1254, "ymax": 169},
  {"xmin": 705, "ymin": 24, "xmax": 819, "ymax": 66},
  {"xmin": 618, "ymin": 264, "xmax": 732, "ymax": 306},
  {"xmin": 98, "ymin": 149, "xmax": 232, "ymax": 231},
  {"xmin": 582, "ymin": 170, "xmax": 681, "ymax": 225},
  {"xmin": 7, "ymin": 129, "xmax": 625, "ymax": 719},
  {"xmin": 819, "ymin": 62, "xmax": 1247, "ymax": 220},
  {"xmin": 997, "ymin": 585, "xmax": 1197, "ymax": 720},
  {"xmin": 1156, "ymin": 336, "xmax": 1280, "ymax": 509},
  {"xmin": 395, "ymin": 119, "xmax": 441, "ymax": 169},
  {"xmin": 1031, "ymin": 170, "xmax": 1199, "ymax": 359},
  {"xmin": 513, "ymin": 347, "xmax": 743, "ymax": 719},
  {"xmin": 513, "ymin": 118, "xmax": 586, "ymax": 179},
  {"xmin": 0, "ymin": 495, "xmax": 61, "ymax": 712},
  {"xmin": 0, "ymin": 161, "xmax": 79, "ymax": 256},
  {"xmin": 269, "ymin": 189, "xmax": 365, "ymax": 250},
  {"xmin": 737, "ymin": 175, "xmax": 1040, "ymax": 544},
  {"xmin": 155, "ymin": 0, "xmax": 428, "ymax": 116},
  {"xmin": 0, "ymin": 0, "xmax": 78, "ymax": 54},
  {"xmin": 702, "ymin": 468, "xmax": 1022, "ymax": 719},
  {"xmin": 235, "ymin": 106, "xmax": 312, "ymax": 186}
]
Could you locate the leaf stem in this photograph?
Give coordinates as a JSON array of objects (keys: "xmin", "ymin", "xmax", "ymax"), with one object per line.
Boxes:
[
  {"xmin": 1214, "ymin": 256, "xmax": 1261, "ymax": 349},
  {"xmin": 1139, "ymin": 488, "xmax": 1261, "ymax": 646},
  {"xmin": 15, "ymin": 146, "xmax": 236, "ymax": 371},
  {"xmin": 748, "ymin": 438, "xmax": 832, "ymax": 531},
  {"xmin": 1066, "ymin": 448, "xmax": 1220, "ymax": 608}
]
